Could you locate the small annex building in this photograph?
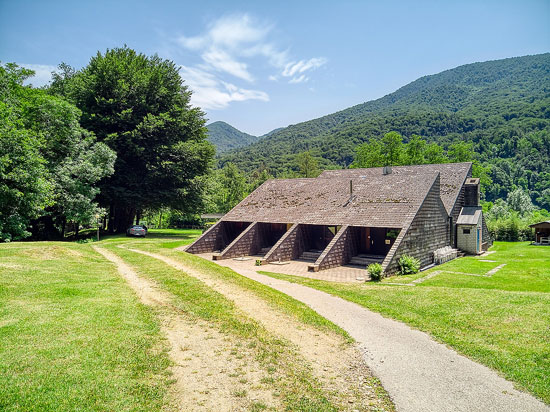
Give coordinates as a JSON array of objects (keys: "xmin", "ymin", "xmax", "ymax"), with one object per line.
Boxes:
[
  {"xmin": 186, "ymin": 162, "xmax": 492, "ymax": 275},
  {"xmin": 529, "ymin": 221, "xmax": 550, "ymax": 244}
]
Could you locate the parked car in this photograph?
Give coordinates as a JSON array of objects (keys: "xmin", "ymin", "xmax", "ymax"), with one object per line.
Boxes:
[{"xmin": 126, "ymin": 225, "xmax": 148, "ymax": 237}]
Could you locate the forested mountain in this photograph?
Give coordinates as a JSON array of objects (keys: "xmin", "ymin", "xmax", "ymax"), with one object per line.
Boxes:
[
  {"xmin": 206, "ymin": 122, "xmax": 286, "ymax": 153},
  {"xmin": 220, "ymin": 53, "xmax": 550, "ymax": 206},
  {"xmin": 206, "ymin": 121, "xmax": 261, "ymax": 153}
]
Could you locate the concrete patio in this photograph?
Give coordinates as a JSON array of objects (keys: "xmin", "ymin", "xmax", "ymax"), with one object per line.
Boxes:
[{"xmin": 197, "ymin": 253, "xmax": 367, "ymax": 283}]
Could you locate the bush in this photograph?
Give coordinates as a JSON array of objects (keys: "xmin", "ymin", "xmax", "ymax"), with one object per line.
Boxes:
[
  {"xmin": 367, "ymin": 263, "xmax": 383, "ymax": 281},
  {"xmin": 398, "ymin": 255, "xmax": 420, "ymax": 275},
  {"xmin": 255, "ymin": 259, "xmax": 262, "ymax": 266}
]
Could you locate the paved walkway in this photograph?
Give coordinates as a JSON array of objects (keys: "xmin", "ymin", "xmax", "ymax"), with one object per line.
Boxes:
[
  {"xmin": 209, "ymin": 257, "xmax": 549, "ymax": 412},
  {"xmin": 197, "ymin": 253, "xmax": 367, "ymax": 282}
]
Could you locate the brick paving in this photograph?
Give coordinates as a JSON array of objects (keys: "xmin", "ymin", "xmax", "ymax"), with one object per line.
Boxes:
[{"xmin": 197, "ymin": 253, "xmax": 367, "ymax": 283}]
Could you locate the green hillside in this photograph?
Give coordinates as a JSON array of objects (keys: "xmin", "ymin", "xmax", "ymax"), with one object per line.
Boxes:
[
  {"xmin": 206, "ymin": 121, "xmax": 261, "ymax": 153},
  {"xmin": 220, "ymin": 53, "xmax": 550, "ymax": 205}
]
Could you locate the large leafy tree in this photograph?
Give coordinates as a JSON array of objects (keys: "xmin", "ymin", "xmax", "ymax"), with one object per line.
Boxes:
[
  {"xmin": 52, "ymin": 47, "xmax": 214, "ymax": 232},
  {"xmin": 0, "ymin": 64, "xmax": 51, "ymax": 241},
  {"xmin": 0, "ymin": 63, "xmax": 114, "ymax": 240},
  {"xmin": 24, "ymin": 84, "xmax": 115, "ymax": 238}
]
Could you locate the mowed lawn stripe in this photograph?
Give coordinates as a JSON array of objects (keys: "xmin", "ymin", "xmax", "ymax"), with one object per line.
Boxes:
[{"xmin": 0, "ymin": 242, "xmax": 171, "ymax": 412}]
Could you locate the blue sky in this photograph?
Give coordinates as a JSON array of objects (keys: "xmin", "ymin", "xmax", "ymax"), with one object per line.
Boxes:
[{"xmin": 1, "ymin": 0, "xmax": 548, "ymax": 135}]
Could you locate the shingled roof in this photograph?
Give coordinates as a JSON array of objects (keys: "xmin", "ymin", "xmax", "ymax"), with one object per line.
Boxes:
[
  {"xmin": 222, "ymin": 172, "xmax": 441, "ymax": 228},
  {"xmin": 319, "ymin": 162, "xmax": 472, "ymax": 215}
]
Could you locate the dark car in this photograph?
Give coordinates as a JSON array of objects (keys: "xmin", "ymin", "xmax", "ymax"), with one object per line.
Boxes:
[{"xmin": 126, "ymin": 225, "xmax": 148, "ymax": 237}]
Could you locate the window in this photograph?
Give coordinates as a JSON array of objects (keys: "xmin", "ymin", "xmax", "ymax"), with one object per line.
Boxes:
[{"xmin": 463, "ymin": 228, "xmax": 470, "ymax": 234}]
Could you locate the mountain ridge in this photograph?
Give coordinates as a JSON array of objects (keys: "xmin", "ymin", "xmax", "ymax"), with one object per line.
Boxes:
[
  {"xmin": 206, "ymin": 121, "xmax": 286, "ymax": 153},
  {"xmin": 218, "ymin": 52, "xmax": 550, "ymax": 205}
]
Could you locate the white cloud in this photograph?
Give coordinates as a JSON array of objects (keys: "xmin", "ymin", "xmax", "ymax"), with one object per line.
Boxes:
[
  {"xmin": 180, "ymin": 65, "xmax": 268, "ymax": 110},
  {"xmin": 19, "ymin": 63, "xmax": 57, "ymax": 87},
  {"xmin": 282, "ymin": 57, "xmax": 327, "ymax": 79},
  {"xmin": 175, "ymin": 13, "xmax": 327, "ymax": 110},
  {"xmin": 202, "ymin": 48, "xmax": 253, "ymax": 82},
  {"xmin": 289, "ymin": 75, "xmax": 308, "ymax": 84},
  {"xmin": 177, "ymin": 14, "xmax": 269, "ymax": 82}
]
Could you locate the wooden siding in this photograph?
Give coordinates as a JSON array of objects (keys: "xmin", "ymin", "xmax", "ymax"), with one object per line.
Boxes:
[{"xmin": 383, "ymin": 175, "xmax": 449, "ymax": 274}]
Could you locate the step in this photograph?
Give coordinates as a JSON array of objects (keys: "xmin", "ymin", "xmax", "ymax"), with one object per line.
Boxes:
[
  {"xmin": 348, "ymin": 254, "xmax": 385, "ymax": 268},
  {"xmin": 356, "ymin": 253, "xmax": 385, "ymax": 260},
  {"xmin": 299, "ymin": 250, "xmax": 323, "ymax": 262},
  {"xmin": 254, "ymin": 247, "xmax": 272, "ymax": 257}
]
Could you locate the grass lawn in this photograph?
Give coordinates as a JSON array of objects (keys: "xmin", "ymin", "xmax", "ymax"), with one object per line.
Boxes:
[
  {"xmin": 0, "ymin": 242, "xmax": 171, "ymax": 412},
  {"xmin": 104, "ymin": 244, "xmax": 351, "ymax": 411},
  {"xmin": 260, "ymin": 242, "xmax": 550, "ymax": 404},
  {"xmin": 1, "ymin": 229, "xmax": 393, "ymax": 411}
]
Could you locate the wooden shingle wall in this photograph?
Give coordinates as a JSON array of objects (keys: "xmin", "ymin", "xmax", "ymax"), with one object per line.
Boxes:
[
  {"xmin": 384, "ymin": 175, "xmax": 449, "ymax": 274},
  {"xmin": 312, "ymin": 225, "xmax": 355, "ymax": 271},
  {"xmin": 185, "ymin": 220, "xmax": 225, "ymax": 254},
  {"xmin": 216, "ymin": 222, "xmax": 260, "ymax": 259},
  {"xmin": 264, "ymin": 223, "xmax": 305, "ymax": 262}
]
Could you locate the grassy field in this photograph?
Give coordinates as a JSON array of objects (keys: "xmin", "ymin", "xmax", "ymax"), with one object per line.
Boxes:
[
  {"xmin": 105, "ymin": 245, "xmax": 347, "ymax": 411},
  {"xmin": 261, "ymin": 242, "xmax": 550, "ymax": 404},
  {"xmin": 0, "ymin": 242, "xmax": 171, "ymax": 412},
  {"xmin": 0, "ymin": 229, "xmax": 394, "ymax": 411}
]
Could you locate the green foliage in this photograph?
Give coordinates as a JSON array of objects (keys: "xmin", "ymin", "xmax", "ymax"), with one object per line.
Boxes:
[
  {"xmin": 351, "ymin": 139, "xmax": 383, "ymax": 168},
  {"xmin": 249, "ymin": 168, "xmax": 273, "ymax": 191},
  {"xmin": 398, "ymin": 255, "xmax": 421, "ymax": 275},
  {"xmin": 367, "ymin": 263, "xmax": 383, "ymax": 281},
  {"xmin": 506, "ymin": 187, "xmax": 535, "ymax": 216},
  {"xmin": 219, "ymin": 53, "xmax": 550, "ymax": 206},
  {"xmin": 207, "ymin": 121, "xmax": 261, "ymax": 153},
  {"xmin": 202, "ymin": 163, "xmax": 248, "ymax": 214},
  {"xmin": 0, "ymin": 65, "xmax": 52, "ymax": 241},
  {"xmin": 484, "ymin": 191, "xmax": 548, "ymax": 241},
  {"xmin": 296, "ymin": 151, "xmax": 321, "ymax": 178},
  {"xmin": 52, "ymin": 46, "xmax": 214, "ymax": 231},
  {"xmin": 0, "ymin": 62, "xmax": 117, "ymax": 241},
  {"xmin": 381, "ymin": 131, "xmax": 404, "ymax": 166}
]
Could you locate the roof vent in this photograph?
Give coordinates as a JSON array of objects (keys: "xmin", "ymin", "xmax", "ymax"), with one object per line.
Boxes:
[{"xmin": 383, "ymin": 166, "xmax": 392, "ymax": 175}]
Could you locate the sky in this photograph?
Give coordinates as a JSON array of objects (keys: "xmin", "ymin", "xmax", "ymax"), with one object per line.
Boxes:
[{"xmin": 1, "ymin": 0, "xmax": 549, "ymax": 136}]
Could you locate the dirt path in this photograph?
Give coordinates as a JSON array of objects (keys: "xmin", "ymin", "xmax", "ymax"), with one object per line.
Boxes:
[
  {"xmin": 92, "ymin": 246, "xmax": 279, "ymax": 411},
  {"xmin": 123, "ymin": 247, "xmax": 393, "ymax": 411},
  {"xmin": 212, "ymin": 258, "xmax": 550, "ymax": 412}
]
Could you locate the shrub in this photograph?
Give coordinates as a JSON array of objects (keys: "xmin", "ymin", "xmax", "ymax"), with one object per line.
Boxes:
[
  {"xmin": 367, "ymin": 263, "xmax": 383, "ymax": 281},
  {"xmin": 398, "ymin": 255, "xmax": 420, "ymax": 275},
  {"xmin": 255, "ymin": 259, "xmax": 262, "ymax": 266}
]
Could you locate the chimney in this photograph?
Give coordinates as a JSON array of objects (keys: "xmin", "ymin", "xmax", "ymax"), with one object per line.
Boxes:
[
  {"xmin": 464, "ymin": 178, "xmax": 480, "ymax": 206},
  {"xmin": 383, "ymin": 165, "xmax": 392, "ymax": 175}
]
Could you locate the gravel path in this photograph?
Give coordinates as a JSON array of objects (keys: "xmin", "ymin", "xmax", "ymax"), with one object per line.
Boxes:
[
  {"xmin": 92, "ymin": 246, "xmax": 280, "ymax": 411},
  {"xmin": 215, "ymin": 260, "xmax": 549, "ymax": 412}
]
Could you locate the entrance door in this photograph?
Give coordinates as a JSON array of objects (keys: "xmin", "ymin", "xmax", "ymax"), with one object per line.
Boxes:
[{"xmin": 370, "ymin": 228, "xmax": 386, "ymax": 255}]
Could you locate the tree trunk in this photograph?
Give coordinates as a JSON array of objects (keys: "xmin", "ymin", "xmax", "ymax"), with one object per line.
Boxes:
[
  {"xmin": 108, "ymin": 203, "xmax": 115, "ymax": 234},
  {"xmin": 135, "ymin": 210, "xmax": 141, "ymax": 225},
  {"xmin": 61, "ymin": 217, "xmax": 67, "ymax": 239},
  {"xmin": 113, "ymin": 205, "xmax": 136, "ymax": 233}
]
